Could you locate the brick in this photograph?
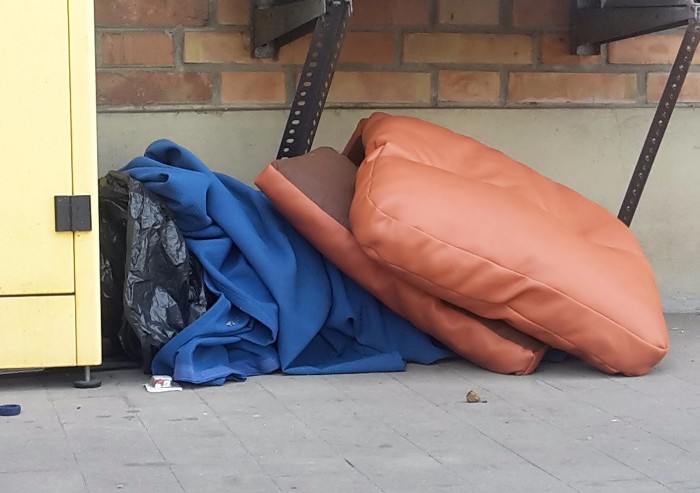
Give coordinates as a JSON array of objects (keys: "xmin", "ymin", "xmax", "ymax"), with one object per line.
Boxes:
[
  {"xmin": 327, "ymin": 72, "xmax": 431, "ymax": 104},
  {"xmin": 404, "ymin": 33, "xmax": 532, "ymax": 64},
  {"xmin": 350, "ymin": 0, "xmax": 429, "ymax": 26},
  {"xmin": 100, "ymin": 32, "xmax": 174, "ymax": 66},
  {"xmin": 512, "ymin": 0, "xmax": 569, "ymax": 29},
  {"xmin": 508, "ymin": 72, "xmax": 636, "ymax": 103},
  {"xmin": 218, "ymin": 0, "xmax": 250, "ymax": 25},
  {"xmin": 540, "ymin": 34, "xmax": 600, "ymax": 65},
  {"xmin": 438, "ymin": 71, "xmax": 500, "ymax": 103},
  {"xmin": 96, "ymin": 71, "xmax": 213, "ymax": 105},
  {"xmin": 277, "ymin": 32, "xmax": 394, "ymax": 65},
  {"xmin": 184, "ymin": 32, "xmax": 252, "ymax": 63},
  {"xmin": 608, "ymin": 33, "xmax": 700, "ymax": 64},
  {"xmin": 94, "ymin": 0, "xmax": 208, "ymax": 27},
  {"xmin": 438, "ymin": 0, "xmax": 500, "ymax": 25},
  {"xmin": 221, "ymin": 71, "xmax": 286, "ymax": 103},
  {"xmin": 339, "ymin": 33, "xmax": 394, "ymax": 64},
  {"xmin": 648, "ymin": 72, "xmax": 700, "ymax": 102},
  {"xmin": 277, "ymin": 35, "xmax": 312, "ymax": 64}
]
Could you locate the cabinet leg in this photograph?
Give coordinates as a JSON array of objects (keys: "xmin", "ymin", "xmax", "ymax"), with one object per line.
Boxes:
[{"xmin": 73, "ymin": 366, "xmax": 102, "ymax": 389}]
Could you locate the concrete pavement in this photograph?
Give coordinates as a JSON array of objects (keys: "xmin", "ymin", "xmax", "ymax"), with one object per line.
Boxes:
[{"xmin": 1, "ymin": 313, "xmax": 699, "ymax": 492}]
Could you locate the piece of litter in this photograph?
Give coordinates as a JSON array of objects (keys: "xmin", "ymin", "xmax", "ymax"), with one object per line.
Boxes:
[
  {"xmin": 144, "ymin": 375, "xmax": 182, "ymax": 393},
  {"xmin": 466, "ymin": 390, "xmax": 481, "ymax": 403}
]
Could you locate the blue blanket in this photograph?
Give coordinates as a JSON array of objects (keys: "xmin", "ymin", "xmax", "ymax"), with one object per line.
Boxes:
[{"xmin": 122, "ymin": 140, "xmax": 451, "ymax": 384}]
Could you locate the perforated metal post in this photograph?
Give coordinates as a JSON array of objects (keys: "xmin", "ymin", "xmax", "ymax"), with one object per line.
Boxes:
[
  {"xmin": 618, "ymin": 16, "xmax": 700, "ymax": 226},
  {"xmin": 277, "ymin": 1, "xmax": 351, "ymax": 159}
]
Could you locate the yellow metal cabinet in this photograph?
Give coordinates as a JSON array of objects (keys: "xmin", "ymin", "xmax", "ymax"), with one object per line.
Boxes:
[{"xmin": 0, "ymin": 1, "xmax": 101, "ymax": 370}]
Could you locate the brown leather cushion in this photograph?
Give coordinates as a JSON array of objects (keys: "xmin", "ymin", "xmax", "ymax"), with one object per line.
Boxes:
[
  {"xmin": 256, "ymin": 147, "xmax": 547, "ymax": 375},
  {"xmin": 350, "ymin": 112, "xmax": 668, "ymax": 376},
  {"xmin": 342, "ymin": 117, "xmax": 368, "ymax": 166},
  {"xmin": 273, "ymin": 147, "xmax": 355, "ymax": 229}
]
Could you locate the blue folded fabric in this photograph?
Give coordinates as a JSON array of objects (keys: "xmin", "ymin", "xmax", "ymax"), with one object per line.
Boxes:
[{"xmin": 122, "ymin": 140, "xmax": 451, "ymax": 385}]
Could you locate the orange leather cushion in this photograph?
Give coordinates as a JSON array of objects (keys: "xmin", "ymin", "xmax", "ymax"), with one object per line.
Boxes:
[
  {"xmin": 255, "ymin": 147, "xmax": 547, "ymax": 374},
  {"xmin": 350, "ymin": 112, "xmax": 668, "ymax": 375}
]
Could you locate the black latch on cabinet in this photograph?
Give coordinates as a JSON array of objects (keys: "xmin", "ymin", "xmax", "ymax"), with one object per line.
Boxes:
[{"xmin": 55, "ymin": 195, "xmax": 92, "ymax": 232}]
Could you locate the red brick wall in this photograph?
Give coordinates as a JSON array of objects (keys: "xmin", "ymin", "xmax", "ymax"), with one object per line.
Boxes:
[{"xmin": 94, "ymin": 0, "xmax": 700, "ymax": 110}]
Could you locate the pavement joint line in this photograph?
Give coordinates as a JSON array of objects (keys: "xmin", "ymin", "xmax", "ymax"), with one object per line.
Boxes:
[
  {"xmin": 257, "ymin": 376, "xmax": 385, "ymax": 492},
  {"xmin": 192, "ymin": 384, "xmax": 284, "ymax": 493},
  {"xmin": 49, "ymin": 393, "xmax": 89, "ymax": 493},
  {"xmin": 128, "ymin": 394, "xmax": 187, "ymax": 492}
]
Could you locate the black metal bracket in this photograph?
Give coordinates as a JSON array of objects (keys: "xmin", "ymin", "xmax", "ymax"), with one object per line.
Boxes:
[
  {"xmin": 571, "ymin": 0, "xmax": 696, "ymax": 55},
  {"xmin": 251, "ymin": 0, "xmax": 328, "ymax": 58},
  {"xmin": 618, "ymin": 18, "xmax": 700, "ymax": 225},
  {"xmin": 276, "ymin": 0, "xmax": 352, "ymax": 158},
  {"xmin": 570, "ymin": 1, "xmax": 700, "ymax": 225}
]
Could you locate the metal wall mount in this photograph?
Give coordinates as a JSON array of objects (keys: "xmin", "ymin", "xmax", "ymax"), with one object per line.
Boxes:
[
  {"xmin": 276, "ymin": 0, "xmax": 352, "ymax": 158},
  {"xmin": 570, "ymin": 2, "xmax": 700, "ymax": 225},
  {"xmin": 571, "ymin": 0, "xmax": 696, "ymax": 55},
  {"xmin": 618, "ymin": 18, "xmax": 700, "ymax": 225},
  {"xmin": 251, "ymin": 0, "xmax": 328, "ymax": 58}
]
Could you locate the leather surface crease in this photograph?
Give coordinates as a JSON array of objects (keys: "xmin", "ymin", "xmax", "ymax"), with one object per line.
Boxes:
[{"xmin": 257, "ymin": 112, "xmax": 668, "ymax": 376}]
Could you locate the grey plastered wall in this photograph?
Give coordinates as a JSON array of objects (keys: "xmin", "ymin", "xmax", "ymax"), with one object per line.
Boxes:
[{"xmin": 97, "ymin": 108, "xmax": 700, "ymax": 312}]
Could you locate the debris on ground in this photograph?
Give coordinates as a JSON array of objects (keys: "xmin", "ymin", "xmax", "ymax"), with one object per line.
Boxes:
[
  {"xmin": 144, "ymin": 375, "xmax": 182, "ymax": 393},
  {"xmin": 465, "ymin": 390, "xmax": 481, "ymax": 403}
]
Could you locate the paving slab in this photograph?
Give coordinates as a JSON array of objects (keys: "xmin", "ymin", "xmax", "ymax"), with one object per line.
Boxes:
[{"xmin": 0, "ymin": 313, "xmax": 698, "ymax": 492}]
